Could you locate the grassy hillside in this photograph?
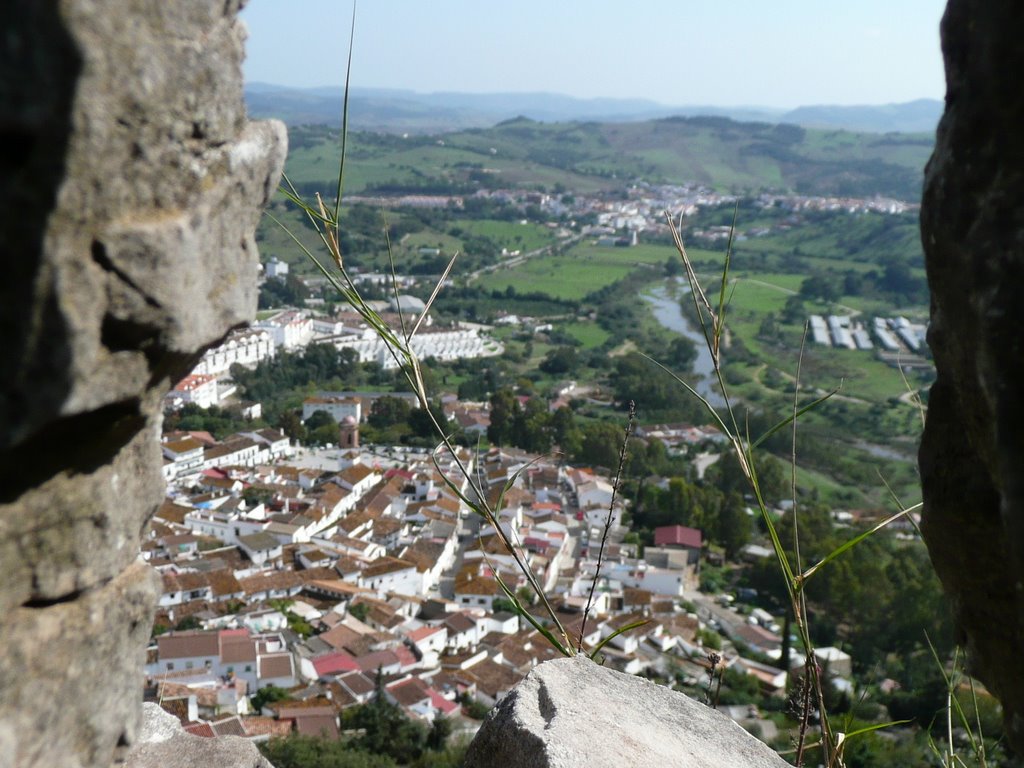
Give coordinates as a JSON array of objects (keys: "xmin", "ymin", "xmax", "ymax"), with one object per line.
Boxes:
[{"xmin": 281, "ymin": 116, "xmax": 932, "ymax": 202}]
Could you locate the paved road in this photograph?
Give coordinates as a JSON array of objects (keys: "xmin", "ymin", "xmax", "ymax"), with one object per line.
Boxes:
[{"xmin": 465, "ymin": 234, "xmax": 584, "ymax": 283}]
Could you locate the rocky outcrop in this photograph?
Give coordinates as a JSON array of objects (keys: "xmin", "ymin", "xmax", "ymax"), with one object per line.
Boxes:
[
  {"xmin": 0, "ymin": 2, "xmax": 285, "ymax": 767},
  {"xmin": 464, "ymin": 655, "xmax": 791, "ymax": 768},
  {"xmin": 123, "ymin": 704, "xmax": 273, "ymax": 768},
  {"xmin": 919, "ymin": 0, "xmax": 1024, "ymax": 751}
]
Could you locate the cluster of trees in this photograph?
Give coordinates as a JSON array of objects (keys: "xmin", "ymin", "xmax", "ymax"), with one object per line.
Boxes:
[
  {"xmin": 485, "ymin": 387, "xmax": 697, "ymax": 477},
  {"xmin": 798, "ymin": 261, "xmax": 927, "ymax": 306},
  {"xmin": 363, "ymin": 396, "xmax": 447, "ymax": 447},
  {"xmin": 301, "ymin": 410, "xmax": 344, "ymax": 447},
  {"xmin": 258, "ymin": 273, "xmax": 309, "ymax": 310},
  {"xmin": 164, "ymin": 403, "xmax": 263, "ymax": 441},
  {"xmin": 231, "ymin": 345, "xmax": 368, "ymax": 405},
  {"xmin": 629, "ymin": 451, "xmax": 786, "ymax": 559},
  {"xmin": 487, "ymin": 389, "xmax": 578, "ymax": 455},
  {"xmin": 739, "ymin": 503, "xmax": 955, "ymax": 720},
  {"xmin": 258, "ymin": 675, "xmax": 465, "ymax": 768},
  {"xmin": 633, "ymin": 478, "xmax": 752, "ymax": 559},
  {"xmin": 608, "ymin": 351, "xmax": 701, "ymax": 421},
  {"xmin": 301, "ymin": 397, "xmax": 448, "ymax": 448}
]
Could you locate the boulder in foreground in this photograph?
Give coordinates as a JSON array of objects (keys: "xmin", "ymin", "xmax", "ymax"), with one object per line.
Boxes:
[{"xmin": 465, "ymin": 654, "xmax": 791, "ymax": 768}]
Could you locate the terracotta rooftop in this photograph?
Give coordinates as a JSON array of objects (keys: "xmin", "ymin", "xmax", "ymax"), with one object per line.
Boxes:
[
  {"xmin": 361, "ymin": 556, "xmax": 415, "ymax": 578},
  {"xmin": 157, "ymin": 630, "xmax": 219, "ymax": 660},
  {"xmin": 652, "ymin": 524, "xmax": 703, "ymax": 550}
]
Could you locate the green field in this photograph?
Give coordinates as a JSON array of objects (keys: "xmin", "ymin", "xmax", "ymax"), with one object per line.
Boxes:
[
  {"xmin": 261, "ymin": 118, "xmax": 933, "ymax": 507},
  {"xmin": 478, "ymin": 242, "xmax": 691, "ymax": 300},
  {"xmin": 455, "ymin": 219, "xmax": 557, "ymax": 252},
  {"xmin": 278, "ymin": 117, "xmax": 932, "ymax": 201},
  {"xmin": 726, "ymin": 277, "xmax": 799, "ymax": 313},
  {"xmin": 561, "ymin": 321, "xmax": 612, "ymax": 349}
]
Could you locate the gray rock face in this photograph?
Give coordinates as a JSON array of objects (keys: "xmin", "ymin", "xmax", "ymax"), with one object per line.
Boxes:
[
  {"xmin": 0, "ymin": 562, "xmax": 160, "ymax": 768},
  {"xmin": 124, "ymin": 704, "xmax": 273, "ymax": 768},
  {"xmin": 0, "ymin": 2, "xmax": 285, "ymax": 767},
  {"xmin": 464, "ymin": 655, "xmax": 791, "ymax": 768},
  {"xmin": 919, "ymin": 0, "xmax": 1024, "ymax": 751}
]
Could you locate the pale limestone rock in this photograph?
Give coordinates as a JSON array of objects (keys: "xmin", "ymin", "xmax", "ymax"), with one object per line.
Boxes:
[
  {"xmin": 123, "ymin": 704, "xmax": 273, "ymax": 768},
  {"xmin": 465, "ymin": 655, "xmax": 791, "ymax": 768}
]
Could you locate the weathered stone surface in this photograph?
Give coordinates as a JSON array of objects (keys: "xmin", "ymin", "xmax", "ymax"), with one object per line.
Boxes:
[
  {"xmin": 464, "ymin": 655, "xmax": 791, "ymax": 768},
  {"xmin": 919, "ymin": 0, "xmax": 1024, "ymax": 751},
  {"xmin": 0, "ymin": 413, "xmax": 162, "ymax": 613},
  {"xmin": 0, "ymin": 561, "xmax": 160, "ymax": 768},
  {"xmin": 0, "ymin": 2, "xmax": 285, "ymax": 767},
  {"xmin": 2, "ymin": 1, "xmax": 285, "ymax": 458},
  {"xmin": 123, "ymin": 704, "xmax": 273, "ymax": 768}
]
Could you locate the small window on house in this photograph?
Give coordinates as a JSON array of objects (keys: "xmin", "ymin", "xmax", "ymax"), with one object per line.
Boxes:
[
  {"xmin": 185, "ymin": 661, "xmax": 193, "ymax": 669},
  {"xmin": 462, "ymin": 597, "xmax": 470, "ymax": 604},
  {"xmin": 166, "ymin": 663, "xmax": 174, "ymax": 671},
  {"xmin": 245, "ymin": 665, "xmax": 252, "ymax": 672}
]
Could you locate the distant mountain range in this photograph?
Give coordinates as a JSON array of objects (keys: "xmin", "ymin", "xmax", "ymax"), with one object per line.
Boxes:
[{"xmin": 245, "ymin": 83, "xmax": 942, "ymax": 135}]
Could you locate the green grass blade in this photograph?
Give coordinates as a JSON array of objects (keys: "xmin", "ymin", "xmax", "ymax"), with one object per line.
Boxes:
[
  {"xmin": 927, "ymin": 640, "xmax": 984, "ymax": 760},
  {"xmin": 409, "ymin": 250, "xmax": 459, "ymax": 339},
  {"xmin": 493, "ymin": 454, "xmax": 550, "ymax": 515},
  {"xmin": 751, "ymin": 387, "xmax": 840, "ymax": 450},
  {"xmin": 380, "ymin": 217, "xmax": 412, "ymax": 339},
  {"xmin": 333, "ymin": 2, "xmax": 357, "ymax": 223},
  {"xmin": 264, "ymin": 210, "xmax": 344, "ymax": 295},
  {"xmin": 638, "ymin": 352, "xmax": 731, "ymax": 438},
  {"xmin": 486, "ymin": 555, "xmax": 571, "ymax": 657},
  {"xmin": 588, "ymin": 620, "xmax": 649, "ymax": 660},
  {"xmin": 840, "ymin": 719, "xmax": 912, "ymax": 740},
  {"xmin": 713, "ymin": 204, "xmax": 738, "ymax": 355},
  {"xmin": 744, "ymin": 444, "xmax": 797, "ymax": 589},
  {"xmin": 801, "ymin": 505, "xmax": 918, "ymax": 583}
]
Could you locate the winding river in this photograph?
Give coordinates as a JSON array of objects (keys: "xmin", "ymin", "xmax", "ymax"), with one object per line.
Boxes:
[{"xmin": 641, "ymin": 281, "xmax": 726, "ymax": 408}]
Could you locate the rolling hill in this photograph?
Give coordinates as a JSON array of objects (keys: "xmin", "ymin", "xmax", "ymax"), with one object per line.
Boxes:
[
  {"xmin": 280, "ymin": 115, "xmax": 934, "ymax": 201},
  {"xmin": 246, "ymin": 83, "xmax": 941, "ymax": 136}
]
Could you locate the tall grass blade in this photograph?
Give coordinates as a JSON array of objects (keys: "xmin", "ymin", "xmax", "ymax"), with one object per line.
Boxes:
[
  {"xmin": 589, "ymin": 620, "xmax": 649, "ymax": 660},
  {"xmin": 409, "ymin": 250, "xmax": 459, "ymax": 339},
  {"xmin": 800, "ymin": 505, "xmax": 919, "ymax": 583},
  {"xmin": 579, "ymin": 402, "xmax": 635, "ymax": 652},
  {"xmin": 713, "ymin": 203, "xmax": 739, "ymax": 358},
  {"xmin": 333, "ymin": 2, "xmax": 358, "ymax": 222},
  {"xmin": 487, "ymin": 556, "xmax": 571, "ymax": 657},
  {"xmin": 751, "ymin": 387, "xmax": 839, "ymax": 450}
]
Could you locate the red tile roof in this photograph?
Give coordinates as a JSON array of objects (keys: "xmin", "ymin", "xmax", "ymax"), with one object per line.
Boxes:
[
  {"xmin": 653, "ymin": 524, "xmax": 703, "ymax": 550},
  {"xmin": 183, "ymin": 722, "xmax": 215, "ymax": 738},
  {"xmin": 294, "ymin": 713, "xmax": 339, "ymax": 738},
  {"xmin": 312, "ymin": 651, "xmax": 360, "ymax": 678},
  {"xmin": 158, "ymin": 631, "xmax": 219, "ymax": 659},
  {"xmin": 258, "ymin": 654, "xmax": 294, "ymax": 680}
]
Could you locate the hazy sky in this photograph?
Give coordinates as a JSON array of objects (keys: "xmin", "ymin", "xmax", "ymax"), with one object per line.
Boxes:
[{"xmin": 241, "ymin": 1, "xmax": 947, "ymax": 108}]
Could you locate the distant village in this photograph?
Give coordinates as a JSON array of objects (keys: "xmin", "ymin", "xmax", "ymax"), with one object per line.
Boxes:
[
  {"xmin": 149, "ymin": 331, "xmax": 866, "ymax": 749},
  {"xmin": 350, "ymin": 180, "xmax": 917, "ymax": 243}
]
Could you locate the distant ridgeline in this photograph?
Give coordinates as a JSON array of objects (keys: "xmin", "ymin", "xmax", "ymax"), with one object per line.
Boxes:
[
  {"xmin": 246, "ymin": 83, "xmax": 942, "ymax": 135},
  {"xmin": 265, "ymin": 112, "xmax": 933, "ymax": 203}
]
